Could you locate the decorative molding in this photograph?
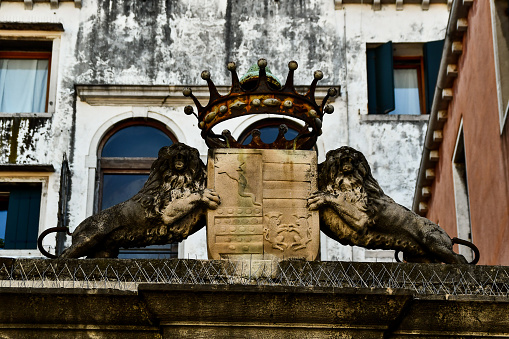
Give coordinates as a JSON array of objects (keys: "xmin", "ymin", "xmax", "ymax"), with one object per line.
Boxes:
[
  {"xmin": 75, "ymin": 85, "xmax": 339, "ymax": 107},
  {"xmin": 1, "ymin": 0, "xmax": 80, "ymax": 9},
  {"xmin": 24, "ymin": 0, "xmax": 32, "ymax": 10},
  {"xmin": 333, "ymin": 0, "xmax": 449, "ymax": 10},
  {"xmin": 425, "ymin": 169, "xmax": 435, "ymax": 180},
  {"xmin": 433, "ymin": 130, "xmax": 443, "ymax": 143},
  {"xmin": 0, "ymin": 164, "xmax": 55, "ymax": 172},
  {"xmin": 373, "ymin": 0, "xmax": 381, "ymax": 11},
  {"xmin": 419, "ymin": 201, "xmax": 428, "ymax": 214},
  {"xmin": 359, "ymin": 114, "xmax": 430, "ymax": 122},
  {"xmin": 442, "ymin": 88, "xmax": 454, "ymax": 100},
  {"xmin": 422, "ymin": 186, "xmax": 432, "ymax": 198},
  {"xmin": 0, "ymin": 22, "xmax": 65, "ymax": 31},
  {"xmin": 447, "ymin": 64, "xmax": 458, "ymax": 77},
  {"xmin": 413, "ymin": 0, "xmax": 474, "ymax": 215},
  {"xmin": 437, "ymin": 110, "xmax": 448, "ymax": 122},
  {"xmin": 457, "ymin": 18, "xmax": 468, "ymax": 31},
  {"xmin": 452, "ymin": 41, "xmax": 463, "ymax": 54},
  {"xmin": 429, "ymin": 150, "xmax": 440, "ymax": 162}
]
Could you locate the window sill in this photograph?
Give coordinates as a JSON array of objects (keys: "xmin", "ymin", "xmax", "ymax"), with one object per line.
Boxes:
[
  {"xmin": 0, "ymin": 112, "xmax": 52, "ymax": 118},
  {"xmin": 0, "ymin": 249, "xmax": 43, "ymax": 258},
  {"xmin": 360, "ymin": 114, "xmax": 430, "ymax": 122}
]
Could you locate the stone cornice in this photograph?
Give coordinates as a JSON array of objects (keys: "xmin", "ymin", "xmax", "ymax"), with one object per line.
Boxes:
[
  {"xmin": 75, "ymin": 84, "xmax": 340, "ymax": 107},
  {"xmin": 412, "ymin": 0, "xmax": 474, "ymax": 215}
]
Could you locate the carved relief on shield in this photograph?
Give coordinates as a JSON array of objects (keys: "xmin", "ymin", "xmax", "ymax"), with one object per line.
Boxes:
[{"xmin": 207, "ymin": 149, "xmax": 319, "ymax": 260}]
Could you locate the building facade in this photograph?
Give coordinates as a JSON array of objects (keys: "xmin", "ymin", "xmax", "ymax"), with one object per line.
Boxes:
[
  {"xmin": 0, "ymin": 0, "xmax": 451, "ymax": 260},
  {"xmin": 413, "ymin": 0, "xmax": 509, "ymax": 265}
]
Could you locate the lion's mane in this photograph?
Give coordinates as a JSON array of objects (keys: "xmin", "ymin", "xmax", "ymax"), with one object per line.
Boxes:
[
  {"xmin": 133, "ymin": 143, "xmax": 207, "ymax": 220},
  {"xmin": 318, "ymin": 146, "xmax": 388, "ymax": 217},
  {"xmin": 315, "ymin": 146, "xmax": 469, "ymax": 264}
]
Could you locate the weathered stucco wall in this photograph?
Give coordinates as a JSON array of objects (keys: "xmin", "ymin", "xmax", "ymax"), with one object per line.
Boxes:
[
  {"xmin": 74, "ymin": 0, "xmax": 342, "ymax": 86},
  {"xmin": 0, "ymin": 0, "xmax": 450, "ymax": 261}
]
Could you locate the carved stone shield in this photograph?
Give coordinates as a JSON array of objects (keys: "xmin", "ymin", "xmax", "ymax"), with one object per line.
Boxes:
[{"xmin": 207, "ymin": 149, "xmax": 319, "ymax": 260}]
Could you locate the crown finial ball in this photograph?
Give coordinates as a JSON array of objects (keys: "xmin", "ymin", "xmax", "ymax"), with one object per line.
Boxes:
[
  {"xmin": 184, "ymin": 105, "xmax": 194, "ymax": 115},
  {"xmin": 227, "ymin": 62, "xmax": 236, "ymax": 71},
  {"xmin": 309, "ymin": 109, "xmax": 317, "ymax": 118},
  {"xmin": 183, "ymin": 88, "xmax": 192, "ymax": 97},
  {"xmin": 257, "ymin": 58, "xmax": 267, "ymax": 68},
  {"xmin": 288, "ymin": 60, "xmax": 298, "ymax": 71},
  {"xmin": 201, "ymin": 70, "xmax": 211, "ymax": 80},
  {"xmin": 324, "ymin": 104, "xmax": 334, "ymax": 114},
  {"xmin": 314, "ymin": 70, "xmax": 324, "ymax": 80},
  {"xmin": 205, "ymin": 112, "xmax": 216, "ymax": 123},
  {"xmin": 328, "ymin": 87, "xmax": 338, "ymax": 97}
]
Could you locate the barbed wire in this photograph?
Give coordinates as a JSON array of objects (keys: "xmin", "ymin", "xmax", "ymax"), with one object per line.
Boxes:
[{"xmin": 0, "ymin": 259, "xmax": 508, "ymax": 296}]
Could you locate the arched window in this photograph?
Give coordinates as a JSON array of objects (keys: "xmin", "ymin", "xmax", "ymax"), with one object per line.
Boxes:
[
  {"xmin": 97, "ymin": 119, "xmax": 178, "ymax": 258},
  {"xmin": 238, "ymin": 118, "xmax": 316, "ymax": 151}
]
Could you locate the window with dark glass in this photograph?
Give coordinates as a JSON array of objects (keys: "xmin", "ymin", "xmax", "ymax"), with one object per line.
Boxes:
[
  {"xmin": 366, "ymin": 40, "xmax": 444, "ymax": 115},
  {"xmin": 97, "ymin": 119, "xmax": 178, "ymax": 258},
  {"xmin": 0, "ymin": 183, "xmax": 41, "ymax": 250},
  {"xmin": 0, "ymin": 40, "xmax": 52, "ymax": 113}
]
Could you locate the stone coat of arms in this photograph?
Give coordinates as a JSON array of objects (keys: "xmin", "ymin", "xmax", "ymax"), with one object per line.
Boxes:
[{"xmin": 207, "ymin": 148, "xmax": 319, "ymax": 260}]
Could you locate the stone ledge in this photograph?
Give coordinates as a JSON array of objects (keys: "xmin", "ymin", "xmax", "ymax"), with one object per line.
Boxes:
[
  {"xmin": 360, "ymin": 114, "xmax": 430, "ymax": 122},
  {"xmin": 75, "ymin": 84, "xmax": 339, "ymax": 107},
  {"xmin": 0, "ymin": 280, "xmax": 507, "ymax": 338}
]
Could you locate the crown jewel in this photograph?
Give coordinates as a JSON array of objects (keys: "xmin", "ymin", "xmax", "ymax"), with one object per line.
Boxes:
[{"xmin": 183, "ymin": 58, "xmax": 337, "ymax": 150}]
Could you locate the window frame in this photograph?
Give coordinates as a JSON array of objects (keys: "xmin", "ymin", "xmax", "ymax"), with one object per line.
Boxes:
[
  {"xmin": 0, "ymin": 30, "xmax": 61, "ymax": 116},
  {"xmin": 0, "ymin": 174, "xmax": 49, "ymax": 257},
  {"xmin": 366, "ymin": 41, "xmax": 443, "ymax": 116},
  {"xmin": 490, "ymin": 0, "xmax": 509, "ymax": 134},
  {"xmin": 96, "ymin": 119, "xmax": 178, "ymax": 212},
  {"xmin": 0, "ymin": 50, "xmax": 52, "ymax": 113},
  {"xmin": 95, "ymin": 119, "xmax": 179, "ymax": 259},
  {"xmin": 393, "ymin": 56, "xmax": 426, "ymax": 115},
  {"xmin": 452, "ymin": 119, "xmax": 474, "ymax": 262}
]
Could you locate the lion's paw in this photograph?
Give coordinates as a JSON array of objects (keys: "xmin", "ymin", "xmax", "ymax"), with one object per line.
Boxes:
[{"xmin": 202, "ymin": 188, "xmax": 221, "ymax": 210}]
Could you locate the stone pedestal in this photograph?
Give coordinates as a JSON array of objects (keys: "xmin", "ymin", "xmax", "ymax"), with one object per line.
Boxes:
[{"xmin": 207, "ymin": 149, "xmax": 319, "ymax": 260}]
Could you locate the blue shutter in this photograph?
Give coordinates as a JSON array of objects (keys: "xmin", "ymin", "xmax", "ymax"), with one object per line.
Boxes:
[
  {"xmin": 4, "ymin": 186, "xmax": 41, "ymax": 249},
  {"xmin": 367, "ymin": 41, "xmax": 395, "ymax": 114},
  {"xmin": 424, "ymin": 39, "xmax": 445, "ymax": 114}
]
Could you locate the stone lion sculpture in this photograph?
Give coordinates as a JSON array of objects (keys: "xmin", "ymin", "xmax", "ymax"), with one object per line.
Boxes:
[
  {"xmin": 60, "ymin": 143, "xmax": 220, "ymax": 258},
  {"xmin": 308, "ymin": 146, "xmax": 475, "ymax": 264}
]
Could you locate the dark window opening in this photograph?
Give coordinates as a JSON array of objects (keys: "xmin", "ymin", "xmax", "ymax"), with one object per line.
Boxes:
[
  {"xmin": 367, "ymin": 40, "xmax": 444, "ymax": 115},
  {"xmin": 97, "ymin": 119, "xmax": 178, "ymax": 259},
  {"xmin": 453, "ymin": 126, "xmax": 473, "ymax": 261},
  {"xmin": 0, "ymin": 183, "xmax": 42, "ymax": 250}
]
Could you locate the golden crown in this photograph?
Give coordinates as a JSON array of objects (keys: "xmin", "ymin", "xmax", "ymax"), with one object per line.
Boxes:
[{"xmin": 183, "ymin": 58, "xmax": 337, "ymax": 150}]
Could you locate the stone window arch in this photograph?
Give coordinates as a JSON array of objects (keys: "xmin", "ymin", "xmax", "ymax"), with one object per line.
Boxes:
[{"xmin": 96, "ymin": 118, "xmax": 178, "ymax": 258}]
